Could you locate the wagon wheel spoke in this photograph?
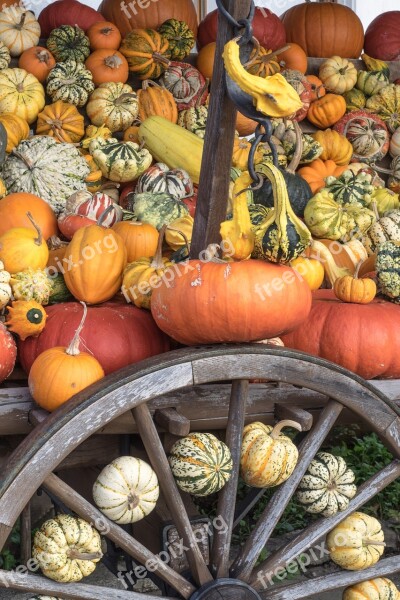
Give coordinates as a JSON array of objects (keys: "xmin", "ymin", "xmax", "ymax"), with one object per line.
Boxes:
[
  {"xmin": 211, "ymin": 379, "xmax": 249, "ymax": 578},
  {"xmin": 259, "ymin": 555, "xmax": 400, "ymax": 600},
  {"xmin": 42, "ymin": 472, "xmax": 196, "ymax": 599},
  {"xmin": 0, "ymin": 568, "xmax": 175, "ymax": 600},
  {"xmin": 132, "ymin": 403, "xmax": 213, "ymax": 587},
  {"xmin": 250, "ymin": 459, "xmax": 400, "ymax": 590},
  {"xmin": 20, "ymin": 500, "xmax": 31, "ymax": 566},
  {"xmin": 231, "ymin": 399, "xmax": 343, "ymax": 581}
]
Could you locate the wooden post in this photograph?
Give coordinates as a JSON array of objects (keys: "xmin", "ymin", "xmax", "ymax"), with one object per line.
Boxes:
[{"xmin": 190, "ymin": 0, "xmax": 252, "ymax": 258}]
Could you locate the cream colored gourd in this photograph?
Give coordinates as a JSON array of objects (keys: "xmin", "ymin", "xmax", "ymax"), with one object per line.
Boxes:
[
  {"xmin": 240, "ymin": 420, "xmax": 302, "ymax": 488},
  {"xmin": 86, "ymin": 82, "xmax": 138, "ymax": 133},
  {"xmin": 0, "ymin": 7, "xmax": 40, "ymax": 57},
  {"xmin": 93, "ymin": 456, "xmax": 159, "ymax": 524},
  {"xmin": 0, "ymin": 260, "xmax": 12, "ymax": 309},
  {"xmin": 296, "ymin": 452, "xmax": 357, "ymax": 517},
  {"xmin": 319, "ymin": 56, "xmax": 357, "ymax": 94},
  {"xmin": 327, "ymin": 512, "xmax": 385, "ymax": 571},
  {"xmin": 343, "ymin": 578, "xmax": 400, "ymax": 600},
  {"xmin": 32, "ymin": 514, "xmax": 102, "ymax": 583}
]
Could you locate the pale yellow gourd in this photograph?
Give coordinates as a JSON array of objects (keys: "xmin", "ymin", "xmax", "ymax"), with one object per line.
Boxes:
[
  {"xmin": 220, "ymin": 172, "xmax": 255, "ymax": 260},
  {"xmin": 343, "ymin": 577, "xmax": 400, "ymax": 600}
]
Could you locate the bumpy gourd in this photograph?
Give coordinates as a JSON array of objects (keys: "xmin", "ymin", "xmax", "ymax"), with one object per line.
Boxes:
[
  {"xmin": 6, "ymin": 299, "xmax": 46, "ymax": 340},
  {"xmin": 89, "ymin": 137, "xmax": 152, "ymax": 182},
  {"xmin": 132, "ymin": 192, "xmax": 189, "ymax": 230},
  {"xmin": 10, "ymin": 268, "xmax": 52, "ymax": 304},
  {"xmin": 46, "ymin": 60, "xmax": 94, "ymax": 107},
  {"xmin": 324, "ymin": 170, "xmax": 374, "ymax": 206},
  {"xmin": 366, "ymin": 84, "xmax": 400, "ymax": 133},
  {"xmin": 363, "ymin": 208, "xmax": 400, "ymax": 255}
]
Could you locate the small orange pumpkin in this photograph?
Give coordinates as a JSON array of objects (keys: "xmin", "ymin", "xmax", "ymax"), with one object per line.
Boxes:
[
  {"xmin": 297, "ymin": 159, "xmax": 348, "ymax": 194},
  {"xmin": 0, "ymin": 212, "xmax": 49, "ymax": 273},
  {"xmin": 119, "ymin": 28, "xmax": 170, "ymax": 80},
  {"xmin": 87, "ymin": 21, "xmax": 121, "ymax": 51},
  {"xmin": 123, "ymin": 124, "xmax": 140, "ymax": 143},
  {"xmin": 196, "ymin": 41, "xmax": 215, "ymax": 80},
  {"xmin": 307, "ymin": 93, "xmax": 346, "ymax": 129},
  {"xmin": 28, "ymin": 302, "xmax": 105, "ymax": 411},
  {"xmin": 137, "ymin": 80, "xmax": 178, "ymax": 123},
  {"xmin": 278, "ymin": 43, "xmax": 308, "ymax": 74},
  {"xmin": 85, "ymin": 49, "xmax": 129, "ymax": 86},
  {"xmin": 18, "ymin": 46, "xmax": 55, "ymax": 82},
  {"xmin": 6, "ymin": 300, "xmax": 46, "ymax": 340},
  {"xmin": 334, "ymin": 262, "xmax": 377, "ymax": 304},
  {"xmin": 112, "ymin": 221, "xmax": 159, "ymax": 263},
  {"xmin": 290, "ymin": 257, "xmax": 325, "ymax": 291},
  {"xmin": 36, "ymin": 101, "xmax": 85, "ymax": 144}
]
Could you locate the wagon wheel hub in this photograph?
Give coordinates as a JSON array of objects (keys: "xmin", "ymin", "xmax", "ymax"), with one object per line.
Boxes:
[{"xmin": 190, "ymin": 578, "xmax": 262, "ymax": 600}]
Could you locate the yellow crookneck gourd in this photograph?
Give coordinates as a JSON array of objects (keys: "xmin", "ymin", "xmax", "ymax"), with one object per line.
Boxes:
[
  {"xmin": 220, "ymin": 172, "xmax": 255, "ymax": 260},
  {"xmin": 222, "ymin": 38, "xmax": 303, "ymax": 118},
  {"xmin": 253, "ymin": 162, "xmax": 312, "ymax": 263}
]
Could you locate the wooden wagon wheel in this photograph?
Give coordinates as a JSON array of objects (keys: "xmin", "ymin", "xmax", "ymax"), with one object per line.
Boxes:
[{"xmin": 0, "ymin": 345, "xmax": 399, "ymax": 599}]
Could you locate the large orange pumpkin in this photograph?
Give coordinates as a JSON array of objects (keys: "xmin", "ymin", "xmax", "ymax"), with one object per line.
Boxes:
[
  {"xmin": 98, "ymin": 0, "xmax": 198, "ymax": 38},
  {"xmin": 0, "ymin": 192, "xmax": 57, "ymax": 239},
  {"xmin": 281, "ymin": 2, "xmax": 364, "ymax": 59},
  {"xmin": 282, "ymin": 289, "xmax": 400, "ymax": 379},
  {"xmin": 63, "ymin": 225, "xmax": 127, "ymax": 304},
  {"xmin": 150, "ymin": 259, "xmax": 312, "ymax": 345}
]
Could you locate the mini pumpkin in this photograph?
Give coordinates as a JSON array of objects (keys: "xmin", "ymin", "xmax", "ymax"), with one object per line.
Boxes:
[
  {"xmin": 89, "ymin": 137, "xmax": 152, "ymax": 183},
  {"xmin": 28, "ymin": 303, "xmax": 105, "ymax": 411},
  {"xmin": 46, "ymin": 60, "xmax": 95, "ymax": 107},
  {"xmin": 0, "ymin": 112, "xmax": 29, "ymax": 153},
  {"xmin": 46, "ymin": 24, "xmax": 90, "ymax": 63},
  {"xmin": 297, "ymin": 159, "xmax": 348, "ymax": 194},
  {"xmin": 158, "ymin": 18, "xmax": 195, "ymax": 61},
  {"xmin": 318, "ymin": 56, "xmax": 357, "ymax": 94},
  {"xmin": 85, "ymin": 49, "xmax": 128, "ymax": 86},
  {"xmin": 334, "ymin": 110, "xmax": 390, "ymax": 164},
  {"xmin": 10, "ymin": 268, "xmax": 52, "ymax": 304},
  {"xmin": 112, "ymin": 221, "xmax": 159, "ymax": 263},
  {"xmin": 18, "ymin": 46, "xmax": 55, "ymax": 82},
  {"xmin": 0, "ymin": 212, "xmax": 49, "ymax": 273},
  {"xmin": 307, "ymin": 93, "xmax": 346, "ymax": 129},
  {"xmin": 136, "ymin": 163, "xmax": 193, "ymax": 199},
  {"xmin": 0, "ymin": 260, "xmax": 12, "ymax": 309},
  {"xmin": 137, "ymin": 79, "xmax": 178, "ymax": 123},
  {"xmin": 0, "ymin": 7, "xmax": 40, "ymax": 57},
  {"xmin": 334, "ymin": 262, "xmax": 377, "ymax": 304},
  {"xmin": 36, "ymin": 100, "xmax": 85, "ymax": 144},
  {"xmin": 119, "ymin": 28, "xmax": 170, "ymax": 80},
  {"xmin": 327, "ymin": 512, "xmax": 385, "ymax": 571},
  {"xmin": 168, "ymin": 432, "xmax": 233, "ymax": 496},
  {"xmin": 32, "ymin": 514, "xmax": 102, "ymax": 582},
  {"xmin": 240, "ymin": 420, "xmax": 302, "ymax": 488},
  {"xmin": 87, "ymin": 21, "xmax": 121, "ymax": 51},
  {"xmin": 343, "ymin": 578, "xmax": 400, "ymax": 600},
  {"xmin": 296, "ymin": 452, "xmax": 357, "ymax": 517},
  {"xmin": 6, "ymin": 299, "xmax": 46, "ymax": 340},
  {"xmin": 93, "ymin": 456, "xmax": 159, "ymax": 524},
  {"xmin": 86, "ymin": 82, "xmax": 138, "ymax": 132},
  {"xmin": 312, "ymin": 129, "xmax": 353, "ymax": 166},
  {"xmin": 290, "ymin": 256, "xmax": 325, "ymax": 291},
  {"xmin": 159, "ymin": 61, "xmax": 208, "ymax": 112},
  {"xmin": 0, "ymin": 67, "xmax": 45, "ymax": 123}
]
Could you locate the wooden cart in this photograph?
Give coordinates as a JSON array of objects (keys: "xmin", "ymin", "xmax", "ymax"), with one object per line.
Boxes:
[{"xmin": 0, "ymin": 1, "xmax": 399, "ymax": 598}]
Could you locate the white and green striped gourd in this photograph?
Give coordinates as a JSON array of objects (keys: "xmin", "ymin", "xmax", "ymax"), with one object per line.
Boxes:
[
  {"xmin": 169, "ymin": 432, "xmax": 233, "ymax": 496},
  {"xmin": 46, "ymin": 60, "xmax": 94, "ymax": 107},
  {"xmin": 296, "ymin": 452, "xmax": 357, "ymax": 517}
]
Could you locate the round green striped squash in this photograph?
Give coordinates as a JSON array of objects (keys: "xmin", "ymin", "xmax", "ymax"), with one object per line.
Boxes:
[
  {"xmin": 356, "ymin": 70, "xmax": 389, "ymax": 97},
  {"xmin": 363, "ymin": 210, "xmax": 400, "ymax": 255},
  {"xmin": 168, "ymin": 432, "xmax": 233, "ymax": 496},
  {"xmin": 93, "ymin": 456, "xmax": 159, "ymax": 524},
  {"xmin": 324, "ymin": 170, "xmax": 374, "ymax": 206},
  {"xmin": 46, "ymin": 60, "xmax": 95, "ymax": 107},
  {"xmin": 296, "ymin": 452, "xmax": 357, "ymax": 517},
  {"xmin": 89, "ymin": 137, "xmax": 152, "ymax": 183},
  {"xmin": 47, "ymin": 25, "xmax": 90, "ymax": 63}
]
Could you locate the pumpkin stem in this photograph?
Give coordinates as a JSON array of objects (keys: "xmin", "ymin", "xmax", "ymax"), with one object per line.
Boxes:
[
  {"xmin": 67, "ymin": 550, "xmax": 103, "ymax": 561},
  {"xmin": 127, "ymin": 492, "xmax": 140, "ymax": 510},
  {"xmin": 362, "ymin": 540, "xmax": 386, "ymax": 547},
  {"xmin": 12, "ymin": 150, "xmax": 33, "ymax": 169},
  {"xmin": 100, "ymin": 26, "xmax": 114, "ymax": 35},
  {"xmin": 370, "ymin": 200, "xmax": 380, "ymax": 221},
  {"xmin": 152, "ymin": 52, "xmax": 170, "ymax": 67},
  {"xmin": 166, "ymin": 226, "xmax": 191, "ymax": 253},
  {"xmin": 15, "ymin": 11, "xmax": 27, "ymax": 29},
  {"xmin": 150, "ymin": 224, "xmax": 167, "ymax": 269},
  {"xmin": 115, "ymin": 93, "xmax": 138, "ymax": 106},
  {"xmin": 66, "ymin": 302, "xmax": 87, "ymax": 356},
  {"xmin": 286, "ymin": 121, "xmax": 303, "ymax": 174},
  {"xmin": 26, "ymin": 212, "xmax": 43, "ymax": 246},
  {"xmin": 371, "ymin": 163, "xmax": 393, "ymax": 176},
  {"xmin": 97, "ymin": 204, "xmax": 116, "ymax": 226},
  {"xmin": 104, "ymin": 53, "xmax": 123, "ymax": 69},
  {"xmin": 141, "ymin": 79, "xmax": 162, "ymax": 91},
  {"xmin": 47, "ymin": 235, "xmax": 68, "ymax": 250},
  {"xmin": 36, "ymin": 49, "xmax": 51, "ymax": 63},
  {"xmin": 270, "ymin": 419, "xmax": 302, "ymax": 439},
  {"xmin": 354, "ymin": 260, "xmax": 363, "ymax": 279}
]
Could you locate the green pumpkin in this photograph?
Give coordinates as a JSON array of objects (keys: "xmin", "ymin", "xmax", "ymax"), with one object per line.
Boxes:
[
  {"xmin": 47, "ymin": 25, "xmax": 90, "ymax": 63},
  {"xmin": 168, "ymin": 432, "xmax": 233, "ymax": 496},
  {"xmin": 253, "ymin": 162, "xmax": 312, "ymax": 263},
  {"xmin": 48, "ymin": 274, "xmax": 73, "ymax": 304},
  {"xmin": 323, "ymin": 170, "xmax": 374, "ymax": 207},
  {"xmin": 158, "ymin": 19, "xmax": 195, "ymax": 61},
  {"xmin": 366, "ymin": 84, "xmax": 400, "ymax": 133},
  {"xmin": 362, "ymin": 209, "xmax": 400, "ymax": 255},
  {"xmin": 356, "ymin": 70, "xmax": 389, "ymax": 97},
  {"xmin": 177, "ymin": 105, "xmax": 208, "ymax": 139},
  {"xmin": 133, "ymin": 192, "xmax": 189, "ymax": 229},
  {"xmin": 342, "ymin": 88, "xmax": 366, "ymax": 112},
  {"xmin": 253, "ymin": 163, "xmax": 312, "ymax": 218},
  {"xmin": 304, "ymin": 189, "xmax": 376, "ymax": 242},
  {"xmin": 89, "ymin": 137, "xmax": 152, "ymax": 182},
  {"xmin": 376, "ymin": 241, "xmax": 400, "ymax": 302},
  {"xmin": 296, "ymin": 452, "xmax": 357, "ymax": 517},
  {"xmin": 46, "ymin": 61, "xmax": 94, "ymax": 107}
]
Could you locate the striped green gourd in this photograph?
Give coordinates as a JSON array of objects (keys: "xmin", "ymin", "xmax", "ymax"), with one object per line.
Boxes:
[
  {"xmin": 136, "ymin": 162, "xmax": 193, "ymax": 199},
  {"xmin": 356, "ymin": 70, "xmax": 389, "ymax": 96},
  {"xmin": 47, "ymin": 25, "xmax": 90, "ymax": 63},
  {"xmin": 2, "ymin": 136, "xmax": 90, "ymax": 215},
  {"xmin": 168, "ymin": 432, "xmax": 233, "ymax": 496},
  {"xmin": 363, "ymin": 208, "xmax": 400, "ymax": 255},
  {"xmin": 324, "ymin": 170, "xmax": 374, "ymax": 206},
  {"xmin": 89, "ymin": 137, "xmax": 152, "ymax": 183},
  {"xmin": 46, "ymin": 60, "xmax": 94, "ymax": 107},
  {"xmin": 296, "ymin": 452, "xmax": 357, "ymax": 517},
  {"xmin": 178, "ymin": 105, "xmax": 208, "ymax": 139}
]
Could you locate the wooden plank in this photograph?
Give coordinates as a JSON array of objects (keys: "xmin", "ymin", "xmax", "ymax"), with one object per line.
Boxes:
[
  {"xmin": 154, "ymin": 407, "xmax": 190, "ymax": 436},
  {"xmin": 251, "ymin": 459, "xmax": 400, "ymax": 587},
  {"xmin": 275, "ymin": 405, "xmax": 313, "ymax": 431},
  {"xmin": 0, "ymin": 568, "xmax": 171, "ymax": 600},
  {"xmin": 211, "ymin": 380, "xmax": 248, "ymax": 577},
  {"xmin": 43, "ymin": 473, "xmax": 195, "ymax": 599},
  {"xmin": 190, "ymin": 0, "xmax": 252, "ymax": 257},
  {"xmin": 262, "ymin": 555, "xmax": 400, "ymax": 600},
  {"xmin": 231, "ymin": 400, "xmax": 343, "ymax": 581},
  {"xmin": 132, "ymin": 403, "xmax": 213, "ymax": 587}
]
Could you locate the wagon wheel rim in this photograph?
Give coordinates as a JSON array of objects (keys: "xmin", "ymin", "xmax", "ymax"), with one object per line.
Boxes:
[{"xmin": 0, "ymin": 344, "xmax": 399, "ymax": 600}]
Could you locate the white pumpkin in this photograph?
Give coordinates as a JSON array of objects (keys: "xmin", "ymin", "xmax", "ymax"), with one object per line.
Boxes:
[
  {"xmin": 296, "ymin": 452, "xmax": 357, "ymax": 517},
  {"xmin": 343, "ymin": 577, "xmax": 400, "ymax": 600},
  {"xmin": 390, "ymin": 127, "xmax": 400, "ymax": 158},
  {"xmin": 327, "ymin": 512, "xmax": 385, "ymax": 571},
  {"xmin": 0, "ymin": 260, "xmax": 12, "ymax": 309},
  {"xmin": 0, "ymin": 7, "xmax": 40, "ymax": 57},
  {"xmin": 93, "ymin": 456, "xmax": 159, "ymax": 524},
  {"xmin": 32, "ymin": 514, "xmax": 102, "ymax": 583}
]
